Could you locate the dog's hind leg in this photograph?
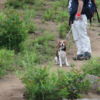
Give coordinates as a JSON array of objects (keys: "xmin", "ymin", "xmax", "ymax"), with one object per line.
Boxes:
[{"xmin": 55, "ymin": 56, "xmax": 59, "ymax": 64}]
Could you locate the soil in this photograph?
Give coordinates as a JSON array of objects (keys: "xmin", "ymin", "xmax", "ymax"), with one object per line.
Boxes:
[{"xmin": 0, "ymin": 74, "xmax": 24, "ymax": 100}]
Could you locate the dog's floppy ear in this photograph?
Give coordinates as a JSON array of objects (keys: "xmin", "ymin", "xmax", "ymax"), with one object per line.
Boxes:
[
  {"xmin": 63, "ymin": 40, "xmax": 67, "ymax": 45},
  {"xmin": 56, "ymin": 40, "xmax": 60, "ymax": 48}
]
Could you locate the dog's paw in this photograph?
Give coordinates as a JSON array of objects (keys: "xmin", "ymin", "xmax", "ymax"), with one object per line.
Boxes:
[
  {"xmin": 60, "ymin": 65, "xmax": 62, "ymax": 67},
  {"xmin": 66, "ymin": 64, "xmax": 70, "ymax": 67},
  {"xmin": 67, "ymin": 64, "xmax": 70, "ymax": 67}
]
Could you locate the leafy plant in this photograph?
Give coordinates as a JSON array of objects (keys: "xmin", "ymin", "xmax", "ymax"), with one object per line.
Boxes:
[
  {"xmin": 6, "ymin": 0, "xmax": 45, "ymax": 9},
  {"xmin": 24, "ymin": 0, "xmax": 35, "ymax": 4},
  {"xmin": 56, "ymin": 10, "xmax": 69, "ymax": 22},
  {"xmin": 0, "ymin": 49, "xmax": 15, "ymax": 77},
  {"xmin": 22, "ymin": 66, "xmax": 59, "ymax": 100},
  {"xmin": 57, "ymin": 70, "xmax": 90, "ymax": 99},
  {"xmin": 16, "ymin": 51, "xmax": 39, "ymax": 68},
  {"xmin": 58, "ymin": 22, "xmax": 70, "ymax": 39},
  {"xmin": 82, "ymin": 58, "xmax": 100, "ymax": 77},
  {"xmin": 21, "ymin": 9, "xmax": 36, "ymax": 34},
  {"xmin": 43, "ymin": 8, "xmax": 55, "ymax": 21},
  {"xmin": 33, "ymin": 32, "xmax": 55, "ymax": 62},
  {"xmin": 6, "ymin": 0, "xmax": 25, "ymax": 8},
  {"xmin": 0, "ymin": 11, "xmax": 28, "ymax": 51},
  {"xmin": 22, "ymin": 66, "xmax": 90, "ymax": 100},
  {"xmin": 17, "ymin": 32, "xmax": 55, "ymax": 68}
]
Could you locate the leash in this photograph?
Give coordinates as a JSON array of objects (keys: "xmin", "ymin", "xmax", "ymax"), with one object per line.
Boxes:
[{"xmin": 66, "ymin": 28, "xmax": 72, "ymax": 40}]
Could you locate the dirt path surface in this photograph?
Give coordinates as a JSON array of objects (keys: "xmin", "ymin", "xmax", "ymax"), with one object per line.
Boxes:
[
  {"xmin": 0, "ymin": 74, "xmax": 24, "ymax": 100},
  {"xmin": 0, "ymin": 0, "xmax": 5, "ymax": 9}
]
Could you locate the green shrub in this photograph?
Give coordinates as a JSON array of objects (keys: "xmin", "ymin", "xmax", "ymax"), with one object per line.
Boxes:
[
  {"xmin": 0, "ymin": 49, "xmax": 15, "ymax": 77},
  {"xmin": 16, "ymin": 51, "xmax": 39, "ymax": 68},
  {"xmin": 82, "ymin": 58, "xmax": 100, "ymax": 77},
  {"xmin": 52, "ymin": 1, "xmax": 61, "ymax": 10},
  {"xmin": 35, "ymin": 0, "xmax": 46, "ymax": 7},
  {"xmin": 23, "ymin": 10, "xmax": 36, "ymax": 34},
  {"xmin": 23, "ymin": 9, "xmax": 36, "ymax": 19},
  {"xmin": 0, "ymin": 11, "xmax": 28, "ymax": 51},
  {"xmin": 23, "ymin": 19, "xmax": 36, "ymax": 34},
  {"xmin": 17, "ymin": 32, "xmax": 55, "ymax": 68},
  {"xmin": 43, "ymin": 9, "xmax": 69, "ymax": 22},
  {"xmin": 33, "ymin": 32, "xmax": 55, "ymax": 63},
  {"xmin": 57, "ymin": 70, "xmax": 90, "ymax": 99},
  {"xmin": 43, "ymin": 8, "xmax": 55, "ymax": 21},
  {"xmin": 58, "ymin": 22, "xmax": 70, "ymax": 39},
  {"xmin": 52, "ymin": 0, "xmax": 69, "ymax": 10},
  {"xmin": 27, "ymin": 22, "xmax": 36, "ymax": 33},
  {"xmin": 22, "ymin": 66, "xmax": 59, "ymax": 100},
  {"xmin": 6, "ymin": 0, "xmax": 25, "ymax": 8},
  {"xmin": 6, "ymin": 0, "xmax": 45, "ymax": 9},
  {"xmin": 24, "ymin": 0, "xmax": 35, "ymax": 4},
  {"xmin": 43, "ymin": 0, "xmax": 69, "ymax": 22},
  {"xmin": 55, "ymin": 10, "xmax": 69, "ymax": 22},
  {"xmin": 22, "ymin": 66, "xmax": 90, "ymax": 100},
  {"xmin": 6, "ymin": 0, "xmax": 34, "ymax": 8},
  {"xmin": 59, "ymin": 0, "xmax": 69, "ymax": 8}
]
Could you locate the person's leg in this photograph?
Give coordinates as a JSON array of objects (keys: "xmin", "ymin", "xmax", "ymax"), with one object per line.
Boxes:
[
  {"xmin": 71, "ymin": 21, "xmax": 84, "ymax": 55},
  {"xmin": 78, "ymin": 15, "xmax": 92, "ymax": 59}
]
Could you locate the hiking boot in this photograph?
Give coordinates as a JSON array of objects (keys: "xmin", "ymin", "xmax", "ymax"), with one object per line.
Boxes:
[
  {"xmin": 84, "ymin": 52, "xmax": 91, "ymax": 60},
  {"xmin": 73, "ymin": 54, "xmax": 84, "ymax": 61}
]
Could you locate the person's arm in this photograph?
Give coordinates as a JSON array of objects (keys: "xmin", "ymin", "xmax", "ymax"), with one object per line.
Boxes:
[{"xmin": 75, "ymin": 0, "xmax": 84, "ymax": 20}]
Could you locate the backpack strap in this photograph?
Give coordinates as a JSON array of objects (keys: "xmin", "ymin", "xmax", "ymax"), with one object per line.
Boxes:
[
  {"xmin": 95, "ymin": 7, "xmax": 100, "ymax": 23},
  {"xmin": 92, "ymin": 0, "xmax": 100, "ymax": 23}
]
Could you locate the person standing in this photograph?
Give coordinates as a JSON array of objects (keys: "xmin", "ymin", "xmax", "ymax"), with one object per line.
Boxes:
[{"xmin": 68, "ymin": 0, "xmax": 96, "ymax": 60}]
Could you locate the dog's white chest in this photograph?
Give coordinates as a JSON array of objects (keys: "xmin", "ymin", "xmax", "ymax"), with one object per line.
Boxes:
[{"xmin": 58, "ymin": 50, "xmax": 66, "ymax": 58}]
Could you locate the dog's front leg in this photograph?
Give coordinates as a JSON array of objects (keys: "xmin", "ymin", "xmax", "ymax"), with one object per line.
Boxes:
[
  {"xmin": 65, "ymin": 57, "xmax": 69, "ymax": 67},
  {"xmin": 59, "ymin": 56, "xmax": 62, "ymax": 67}
]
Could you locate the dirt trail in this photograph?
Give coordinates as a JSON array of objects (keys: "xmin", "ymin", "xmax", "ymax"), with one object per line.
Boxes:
[
  {"xmin": 0, "ymin": 0, "xmax": 5, "ymax": 9},
  {"xmin": 0, "ymin": 74, "xmax": 24, "ymax": 100}
]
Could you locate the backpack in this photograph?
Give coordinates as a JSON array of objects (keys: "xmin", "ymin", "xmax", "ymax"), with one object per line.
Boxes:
[{"xmin": 68, "ymin": 0, "xmax": 97, "ymax": 23}]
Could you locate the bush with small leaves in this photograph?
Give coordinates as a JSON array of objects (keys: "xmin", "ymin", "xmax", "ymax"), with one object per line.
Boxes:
[
  {"xmin": 17, "ymin": 32, "xmax": 55, "ymax": 68},
  {"xmin": 58, "ymin": 22, "xmax": 70, "ymax": 39},
  {"xmin": 6, "ymin": 0, "xmax": 25, "ymax": 8},
  {"xmin": 0, "ymin": 11, "xmax": 28, "ymax": 51},
  {"xmin": 22, "ymin": 66, "xmax": 90, "ymax": 100},
  {"xmin": 6, "ymin": 0, "xmax": 45, "ymax": 9},
  {"xmin": 83, "ymin": 58, "xmax": 100, "ymax": 77},
  {"xmin": 43, "ymin": 8, "xmax": 55, "ymax": 21},
  {"xmin": 0, "ymin": 49, "xmax": 15, "ymax": 77}
]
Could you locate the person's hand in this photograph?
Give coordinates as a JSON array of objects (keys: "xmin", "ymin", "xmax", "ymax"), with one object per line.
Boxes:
[{"xmin": 75, "ymin": 13, "xmax": 82, "ymax": 20}]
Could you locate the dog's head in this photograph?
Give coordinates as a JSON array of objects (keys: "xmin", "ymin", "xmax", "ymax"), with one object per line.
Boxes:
[{"xmin": 57, "ymin": 40, "xmax": 66, "ymax": 50}]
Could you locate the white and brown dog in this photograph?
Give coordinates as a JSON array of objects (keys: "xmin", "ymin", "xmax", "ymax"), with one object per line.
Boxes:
[{"xmin": 55, "ymin": 40, "xmax": 69, "ymax": 67}]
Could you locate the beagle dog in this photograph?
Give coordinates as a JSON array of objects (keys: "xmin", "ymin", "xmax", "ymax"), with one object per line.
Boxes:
[{"xmin": 55, "ymin": 40, "xmax": 69, "ymax": 67}]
